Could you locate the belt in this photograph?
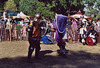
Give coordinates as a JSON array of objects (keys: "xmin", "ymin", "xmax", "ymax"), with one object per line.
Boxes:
[{"xmin": 32, "ymin": 37, "xmax": 40, "ymax": 41}]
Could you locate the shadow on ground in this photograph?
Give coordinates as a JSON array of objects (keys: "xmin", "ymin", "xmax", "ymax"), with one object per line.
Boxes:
[{"xmin": 0, "ymin": 50, "xmax": 100, "ymax": 68}]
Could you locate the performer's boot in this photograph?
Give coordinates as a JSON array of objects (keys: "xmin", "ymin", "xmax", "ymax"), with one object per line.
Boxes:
[
  {"xmin": 61, "ymin": 43, "xmax": 67, "ymax": 57},
  {"xmin": 27, "ymin": 50, "xmax": 33, "ymax": 63},
  {"xmin": 59, "ymin": 47, "xmax": 63, "ymax": 54},
  {"xmin": 61, "ymin": 48, "xmax": 67, "ymax": 57},
  {"xmin": 35, "ymin": 47, "xmax": 41, "ymax": 60},
  {"xmin": 57, "ymin": 42, "xmax": 63, "ymax": 54},
  {"xmin": 62, "ymin": 49, "xmax": 66, "ymax": 54}
]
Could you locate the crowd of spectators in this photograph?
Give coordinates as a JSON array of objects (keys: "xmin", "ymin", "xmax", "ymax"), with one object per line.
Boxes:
[{"xmin": 0, "ymin": 12, "xmax": 100, "ymax": 45}]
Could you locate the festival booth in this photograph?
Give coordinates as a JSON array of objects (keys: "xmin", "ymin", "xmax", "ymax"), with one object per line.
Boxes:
[
  {"xmin": 1, "ymin": 10, "xmax": 17, "ymax": 17},
  {"xmin": 69, "ymin": 10, "xmax": 91, "ymax": 19},
  {"xmin": 13, "ymin": 12, "xmax": 30, "ymax": 19},
  {"xmin": 6, "ymin": 10, "xmax": 17, "ymax": 16},
  {"xmin": 19, "ymin": 12, "xmax": 30, "ymax": 18}
]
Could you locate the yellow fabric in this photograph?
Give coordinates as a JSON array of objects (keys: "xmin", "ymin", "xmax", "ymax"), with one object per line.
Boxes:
[
  {"xmin": 71, "ymin": 16, "xmax": 88, "ymax": 19},
  {"xmin": 12, "ymin": 16, "xmax": 30, "ymax": 19}
]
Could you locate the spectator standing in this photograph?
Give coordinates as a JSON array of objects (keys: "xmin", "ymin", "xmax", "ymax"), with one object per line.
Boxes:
[
  {"xmin": 5, "ymin": 19, "xmax": 12, "ymax": 41},
  {"xmin": 22, "ymin": 24, "xmax": 27, "ymax": 40},
  {"xmin": 0, "ymin": 19, "xmax": 3, "ymax": 42},
  {"xmin": 13, "ymin": 23, "xmax": 17, "ymax": 40},
  {"xmin": 3, "ymin": 12, "xmax": 7, "ymax": 21},
  {"xmin": 97, "ymin": 18, "xmax": 100, "ymax": 27},
  {"xmin": 66, "ymin": 19, "xmax": 73, "ymax": 43},
  {"xmin": 17, "ymin": 12, "xmax": 21, "ymax": 18},
  {"xmin": 16, "ymin": 22, "xmax": 22, "ymax": 40},
  {"xmin": 72, "ymin": 18, "xmax": 78, "ymax": 42}
]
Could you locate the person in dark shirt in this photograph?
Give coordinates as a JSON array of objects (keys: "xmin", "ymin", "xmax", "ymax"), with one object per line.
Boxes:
[{"xmin": 27, "ymin": 13, "xmax": 42, "ymax": 63}]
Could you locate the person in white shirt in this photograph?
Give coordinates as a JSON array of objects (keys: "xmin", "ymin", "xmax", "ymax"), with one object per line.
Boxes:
[
  {"xmin": 17, "ymin": 12, "xmax": 21, "ymax": 18},
  {"xmin": 3, "ymin": 12, "xmax": 7, "ymax": 21},
  {"xmin": 97, "ymin": 18, "xmax": 100, "ymax": 27}
]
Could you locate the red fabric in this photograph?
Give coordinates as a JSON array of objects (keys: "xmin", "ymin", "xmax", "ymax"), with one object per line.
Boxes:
[
  {"xmin": 86, "ymin": 37, "xmax": 93, "ymax": 46},
  {"xmin": 76, "ymin": 12, "xmax": 83, "ymax": 15}
]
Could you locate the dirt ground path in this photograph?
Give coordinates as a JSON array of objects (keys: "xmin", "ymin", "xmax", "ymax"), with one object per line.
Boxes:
[{"xmin": 0, "ymin": 41, "xmax": 100, "ymax": 68}]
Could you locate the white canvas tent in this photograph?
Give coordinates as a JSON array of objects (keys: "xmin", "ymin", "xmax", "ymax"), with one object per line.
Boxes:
[
  {"xmin": 69, "ymin": 10, "xmax": 91, "ymax": 19},
  {"xmin": 13, "ymin": 12, "xmax": 30, "ymax": 19},
  {"xmin": 19, "ymin": 12, "xmax": 27, "ymax": 16}
]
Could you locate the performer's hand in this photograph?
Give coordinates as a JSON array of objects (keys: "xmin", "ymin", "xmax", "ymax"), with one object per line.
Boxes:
[{"xmin": 50, "ymin": 28, "xmax": 56, "ymax": 32}]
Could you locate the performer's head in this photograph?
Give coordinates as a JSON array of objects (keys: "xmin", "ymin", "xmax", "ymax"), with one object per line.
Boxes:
[{"xmin": 34, "ymin": 13, "xmax": 41, "ymax": 23}]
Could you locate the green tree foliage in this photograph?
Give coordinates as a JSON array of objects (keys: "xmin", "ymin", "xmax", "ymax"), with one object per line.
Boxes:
[
  {"xmin": 51, "ymin": 0, "xmax": 85, "ymax": 16},
  {"xmin": 19, "ymin": 0, "xmax": 85, "ymax": 19},
  {"xmin": 95, "ymin": 0, "xmax": 100, "ymax": 11},
  {"xmin": 0, "ymin": 0, "xmax": 8, "ymax": 8},
  {"xmin": 84, "ymin": 0, "xmax": 100, "ymax": 20},
  {"xmin": 85, "ymin": 9, "xmax": 99, "ymax": 20},
  {"xmin": 19, "ymin": 0, "xmax": 55, "ymax": 19},
  {"xmin": 13, "ymin": 0, "xmax": 20, "ymax": 10},
  {"xmin": 0, "ymin": 0, "xmax": 7, "ymax": 13},
  {"xmin": 4, "ymin": 0, "xmax": 17, "ymax": 12}
]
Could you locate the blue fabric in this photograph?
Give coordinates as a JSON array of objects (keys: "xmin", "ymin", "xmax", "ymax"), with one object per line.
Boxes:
[
  {"xmin": 0, "ymin": 10, "xmax": 17, "ymax": 16},
  {"xmin": 6, "ymin": 10, "xmax": 17, "ymax": 16},
  {"xmin": 53, "ymin": 22, "xmax": 65, "ymax": 42},
  {"xmin": 41, "ymin": 36, "xmax": 51, "ymax": 44},
  {"xmin": 56, "ymin": 15, "xmax": 69, "ymax": 33}
]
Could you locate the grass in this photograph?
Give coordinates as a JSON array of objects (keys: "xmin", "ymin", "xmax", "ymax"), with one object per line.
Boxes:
[{"xmin": 0, "ymin": 41, "xmax": 100, "ymax": 68}]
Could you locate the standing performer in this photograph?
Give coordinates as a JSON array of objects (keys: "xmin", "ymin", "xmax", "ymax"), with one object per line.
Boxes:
[
  {"xmin": 51, "ymin": 14, "xmax": 69, "ymax": 56},
  {"xmin": 27, "ymin": 13, "xmax": 44, "ymax": 63}
]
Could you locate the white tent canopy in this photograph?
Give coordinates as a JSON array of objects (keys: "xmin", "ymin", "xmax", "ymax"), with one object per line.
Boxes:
[
  {"xmin": 70, "ymin": 14, "xmax": 89, "ymax": 19},
  {"xmin": 19, "ymin": 12, "xmax": 27, "ymax": 16},
  {"xmin": 69, "ymin": 10, "xmax": 91, "ymax": 19},
  {"xmin": 13, "ymin": 12, "xmax": 30, "ymax": 19}
]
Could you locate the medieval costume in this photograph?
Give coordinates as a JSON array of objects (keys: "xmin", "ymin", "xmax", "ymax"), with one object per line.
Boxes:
[
  {"xmin": 86, "ymin": 26, "xmax": 99, "ymax": 46},
  {"xmin": 52, "ymin": 14, "xmax": 69, "ymax": 56},
  {"xmin": 27, "ymin": 13, "xmax": 44, "ymax": 63}
]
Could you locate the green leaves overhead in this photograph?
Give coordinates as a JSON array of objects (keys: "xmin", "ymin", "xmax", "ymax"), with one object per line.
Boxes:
[
  {"xmin": 4, "ymin": 0, "xmax": 17, "ymax": 12},
  {"xmin": 19, "ymin": 0, "xmax": 54, "ymax": 19},
  {"xmin": 84, "ymin": 0, "xmax": 100, "ymax": 20},
  {"xmin": 1, "ymin": 0, "xmax": 98, "ymax": 19}
]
